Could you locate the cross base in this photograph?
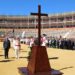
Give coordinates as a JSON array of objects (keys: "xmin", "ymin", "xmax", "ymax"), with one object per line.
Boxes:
[
  {"xmin": 18, "ymin": 46, "xmax": 63, "ymax": 75},
  {"xmin": 18, "ymin": 67, "xmax": 63, "ymax": 75}
]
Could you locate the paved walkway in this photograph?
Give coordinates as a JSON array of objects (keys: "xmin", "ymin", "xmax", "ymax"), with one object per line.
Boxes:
[{"xmin": 0, "ymin": 42, "xmax": 75, "ymax": 75}]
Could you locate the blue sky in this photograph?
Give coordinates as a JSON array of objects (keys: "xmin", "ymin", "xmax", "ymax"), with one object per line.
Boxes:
[{"xmin": 0, "ymin": 0, "xmax": 75, "ymax": 15}]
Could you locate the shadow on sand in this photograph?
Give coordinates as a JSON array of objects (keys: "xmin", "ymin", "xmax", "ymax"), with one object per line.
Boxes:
[
  {"xmin": 20, "ymin": 56, "xmax": 28, "ymax": 59},
  {"xmin": 59, "ymin": 66, "xmax": 74, "ymax": 70},
  {"xmin": 21, "ymin": 51, "xmax": 28, "ymax": 52},
  {"xmin": 48, "ymin": 57, "xmax": 59, "ymax": 60},
  {"xmin": 0, "ymin": 59, "xmax": 13, "ymax": 62},
  {"xmin": 0, "ymin": 54, "xmax": 4, "ymax": 56}
]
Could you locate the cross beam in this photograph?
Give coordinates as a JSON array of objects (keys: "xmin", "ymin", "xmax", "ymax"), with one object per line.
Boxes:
[{"xmin": 31, "ymin": 5, "xmax": 48, "ymax": 46}]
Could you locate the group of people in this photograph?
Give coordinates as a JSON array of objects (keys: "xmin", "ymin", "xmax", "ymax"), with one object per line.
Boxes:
[
  {"xmin": 47, "ymin": 37, "xmax": 75, "ymax": 50},
  {"xmin": 3, "ymin": 37, "xmax": 21, "ymax": 59},
  {"xmin": 27, "ymin": 35, "xmax": 75, "ymax": 50},
  {"xmin": 3, "ymin": 34, "xmax": 74, "ymax": 59}
]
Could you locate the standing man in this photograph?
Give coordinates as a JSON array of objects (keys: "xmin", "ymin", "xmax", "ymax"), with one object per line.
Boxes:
[
  {"xmin": 13, "ymin": 37, "xmax": 21, "ymax": 59},
  {"xmin": 3, "ymin": 37, "xmax": 10, "ymax": 59}
]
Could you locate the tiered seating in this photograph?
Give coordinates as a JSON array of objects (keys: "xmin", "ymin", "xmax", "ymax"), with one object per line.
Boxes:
[
  {"xmin": 0, "ymin": 28, "xmax": 75, "ymax": 39},
  {"xmin": 67, "ymin": 29, "xmax": 75, "ymax": 38}
]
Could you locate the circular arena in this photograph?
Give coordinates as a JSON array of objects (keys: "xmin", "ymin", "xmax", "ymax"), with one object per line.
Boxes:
[
  {"xmin": 0, "ymin": 12, "xmax": 75, "ymax": 38},
  {"xmin": 0, "ymin": 12, "xmax": 75, "ymax": 75}
]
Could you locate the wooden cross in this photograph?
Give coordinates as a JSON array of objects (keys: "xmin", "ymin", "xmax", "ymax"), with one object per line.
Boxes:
[
  {"xmin": 31, "ymin": 5, "xmax": 48, "ymax": 46},
  {"xmin": 18, "ymin": 5, "xmax": 63, "ymax": 75}
]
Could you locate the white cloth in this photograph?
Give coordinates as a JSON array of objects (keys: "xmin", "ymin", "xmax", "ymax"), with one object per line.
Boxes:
[
  {"xmin": 41, "ymin": 37, "xmax": 48, "ymax": 46},
  {"xmin": 29, "ymin": 38, "xmax": 34, "ymax": 47},
  {"xmin": 13, "ymin": 39, "xmax": 20, "ymax": 59}
]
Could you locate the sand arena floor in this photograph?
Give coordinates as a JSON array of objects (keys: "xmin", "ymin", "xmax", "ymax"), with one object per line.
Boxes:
[{"xmin": 0, "ymin": 42, "xmax": 75, "ymax": 75}]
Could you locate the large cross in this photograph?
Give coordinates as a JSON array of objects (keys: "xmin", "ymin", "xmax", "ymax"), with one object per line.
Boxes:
[
  {"xmin": 18, "ymin": 5, "xmax": 62, "ymax": 75},
  {"xmin": 31, "ymin": 5, "xmax": 48, "ymax": 46}
]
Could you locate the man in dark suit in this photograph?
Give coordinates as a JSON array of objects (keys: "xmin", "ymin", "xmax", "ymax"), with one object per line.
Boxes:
[{"xmin": 3, "ymin": 37, "xmax": 10, "ymax": 59}]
